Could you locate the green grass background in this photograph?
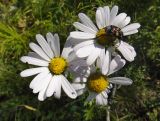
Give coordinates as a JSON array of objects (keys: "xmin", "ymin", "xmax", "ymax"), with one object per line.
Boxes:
[{"xmin": 0, "ymin": 0, "xmax": 159, "ymax": 121}]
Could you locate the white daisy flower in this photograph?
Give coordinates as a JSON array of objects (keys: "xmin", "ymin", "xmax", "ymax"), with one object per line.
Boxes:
[
  {"xmin": 70, "ymin": 5, "xmax": 140, "ymax": 65},
  {"xmin": 20, "ymin": 33, "xmax": 84, "ymax": 101},
  {"xmin": 72, "ymin": 50, "xmax": 133, "ymax": 105}
]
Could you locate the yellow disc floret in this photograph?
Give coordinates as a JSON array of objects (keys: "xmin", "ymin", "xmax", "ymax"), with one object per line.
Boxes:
[
  {"xmin": 96, "ymin": 27, "xmax": 117, "ymax": 46},
  {"xmin": 96, "ymin": 28, "xmax": 108, "ymax": 45},
  {"xmin": 49, "ymin": 57, "xmax": 68, "ymax": 75},
  {"xmin": 87, "ymin": 73, "xmax": 109, "ymax": 93}
]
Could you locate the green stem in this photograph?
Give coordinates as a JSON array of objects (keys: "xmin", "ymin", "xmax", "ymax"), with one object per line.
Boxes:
[{"xmin": 106, "ymin": 106, "xmax": 110, "ymax": 121}]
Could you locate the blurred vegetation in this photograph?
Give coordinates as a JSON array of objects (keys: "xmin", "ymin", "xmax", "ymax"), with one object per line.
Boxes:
[{"xmin": 0, "ymin": 0, "xmax": 159, "ymax": 121}]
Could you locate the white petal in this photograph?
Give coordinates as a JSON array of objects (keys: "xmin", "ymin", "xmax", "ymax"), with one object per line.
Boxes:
[
  {"xmin": 86, "ymin": 92, "xmax": 97, "ymax": 101},
  {"xmin": 28, "ymin": 52, "xmax": 44, "ymax": 60},
  {"xmin": 61, "ymin": 75, "xmax": 77, "ymax": 99},
  {"xmin": 73, "ymin": 22, "xmax": 97, "ymax": 34},
  {"xmin": 69, "ymin": 56, "xmax": 87, "ymax": 66},
  {"xmin": 119, "ymin": 16, "xmax": 131, "ymax": 28},
  {"xmin": 101, "ymin": 91, "xmax": 108, "ymax": 99},
  {"xmin": 69, "ymin": 37, "xmax": 87, "ymax": 45},
  {"xmin": 99, "ymin": 7, "xmax": 106, "ymax": 22},
  {"xmin": 123, "ymin": 29, "xmax": 138, "ymax": 36},
  {"xmin": 73, "ymin": 66, "xmax": 91, "ymax": 77},
  {"xmin": 69, "ymin": 59, "xmax": 88, "ymax": 73},
  {"xmin": 117, "ymin": 42, "xmax": 135, "ymax": 61},
  {"xmin": 121, "ymin": 23, "xmax": 141, "ymax": 33},
  {"xmin": 61, "ymin": 37, "xmax": 73, "ymax": 59},
  {"xmin": 112, "ymin": 13, "xmax": 127, "ymax": 27},
  {"xmin": 122, "ymin": 41, "xmax": 134, "ymax": 49},
  {"xmin": 36, "ymin": 34, "xmax": 54, "ymax": 58},
  {"xmin": 46, "ymin": 33, "xmax": 60, "ymax": 57},
  {"xmin": 96, "ymin": 93, "xmax": 108, "ymax": 105},
  {"xmin": 99, "ymin": 7, "xmax": 106, "ymax": 27},
  {"xmin": 96, "ymin": 8, "xmax": 105, "ymax": 29},
  {"xmin": 108, "ymin": 55, "xmax": 126, "ymax": 75},
  {"xmin": 67, "ymin": 51, "xmax": 77, "ymax": 63},
  {"xmin": 102, "ymin": 50, "xmax": 111, "ymax": 75},
  {"xmin": 110, "ymin": 5, "xmax": 119, "ymax": 25},
  {"xmin": 104, "ymin": 6, "xmax": 110, "ymax": 26},
  {"xmin": 73, "ymin": 76, "xmax": 87, "ymax": 83},
  {"xmin": 87, "ymin": 47, "xmax": 101, "ymax": 65},
  {"xmin": 46, "ymin": 76, "xmax": 57, "ymax": 97},
  {"xmin": 33, "ymin": 73, "xmax": 52, "ymax": 93},
  {"xmin": 74, "ymin": 41, "xmax": 95, "ymax": 58},
  {"xmin": 109, "ymin": 77, "xmax": 133, "ymax": 85},
  {"xmin": 29, "ymin": 42, "xmax": 50, "ymax": 61},
  {"xmin": 78, "ymin": 13, "xmax": 98, "ymax": 31},
  {"xmin": 97, "ymin": 48, "xmax": 105, "ymax": 69},
  {"xmin": 70, "ymin": 31, "xmax": 95, "ymax": 39},
  {"xmin": 76, "ymin": 88, "xmax": 86, "ymax": 96},
  {"xmin": 20, "ymin": 56, "xmax": 49, "ymax": 66},
  {"xmin": 72, "ymin": 83, "xmax": 86, "ymax": 90},
  {"xmin": 75, "ymin": 45, "xmax": 94, "ymax": 58},
  {"xmin": 53, "ymin": 75, "xmax": 62, "ymax": 99},
  {"xmin": 38, "ymin": 88, "xmax": 47, "ymax": 101},
  {"xmin": 29, "ymin": 72, "xmax": 49, "ymax": 89},
  {"xmin": 20, "ymin": 67, "xmax": 48, "ymax": 77},
  {"xmin": 122, "ymin": 41, "xmax": 136, "ymax": 57},
  {"xmin": 38, "ymin": 74, "xmax": 52, "ymax": 101},
  {"xmin": 74, "ymin": 40, "xmax": 94, "ymax": 51},
  {"xmin": 96, "ymin": 94, "xmax": 102, "ymax": 105}
]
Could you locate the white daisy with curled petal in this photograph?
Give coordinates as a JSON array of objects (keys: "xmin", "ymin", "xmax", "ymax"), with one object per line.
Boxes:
[
  {"xmin": 20, "ymin": 33, "xmax": 85, "ymax": 101},
  {"xmin": 72, "ymin": 50, "xmax": 133, "ymax": 105},
  {"xmin": 70, "ymin": 5, "xmax": 140, "ymax": 65}
]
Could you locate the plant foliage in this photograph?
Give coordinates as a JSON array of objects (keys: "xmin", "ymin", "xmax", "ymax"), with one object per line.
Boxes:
[{"xmin": 0, "ymin": 0, "xmax": 159, "ymax": 121}]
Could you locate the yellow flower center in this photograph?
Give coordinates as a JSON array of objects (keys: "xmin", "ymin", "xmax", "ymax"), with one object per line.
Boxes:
[
  {"xmin": 87, "ymin": 73, "xmax": 109, "ymax": 93},
  {"xmin": 96, "ymin": 27, "xmax": 118, "ymax": 46},
  {"xmin": 49, "ymin": 57, "xmax": 68, "ymax": 75}
]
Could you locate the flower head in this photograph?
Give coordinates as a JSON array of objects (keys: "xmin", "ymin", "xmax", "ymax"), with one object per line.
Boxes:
[
  {"xmin": 87, "ymin": 72, "xmax": 109, "ymax": 93},
  {"xmin": 20, "ymin": 33, "xmax": 85, "ymax": 101},
  {"xmin": 70, "ymin": 5, "xmax": 140, "ymax": 65},
  {"xmin": 72, "ymin": 50, "xmax": 133, "ymax": 105}
]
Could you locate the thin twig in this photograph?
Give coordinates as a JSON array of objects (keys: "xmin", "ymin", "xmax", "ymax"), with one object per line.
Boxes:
[
  {"xmin": 106, "ymin": 106, "xmax": 110, "ymax": 121},
  {"xmin": 106, "ymin": 84, "xmax": 118, "ymax": 121},
  {"xmin": 112, "ymin": 84, "xmax": 117, "ymax": 98}
]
